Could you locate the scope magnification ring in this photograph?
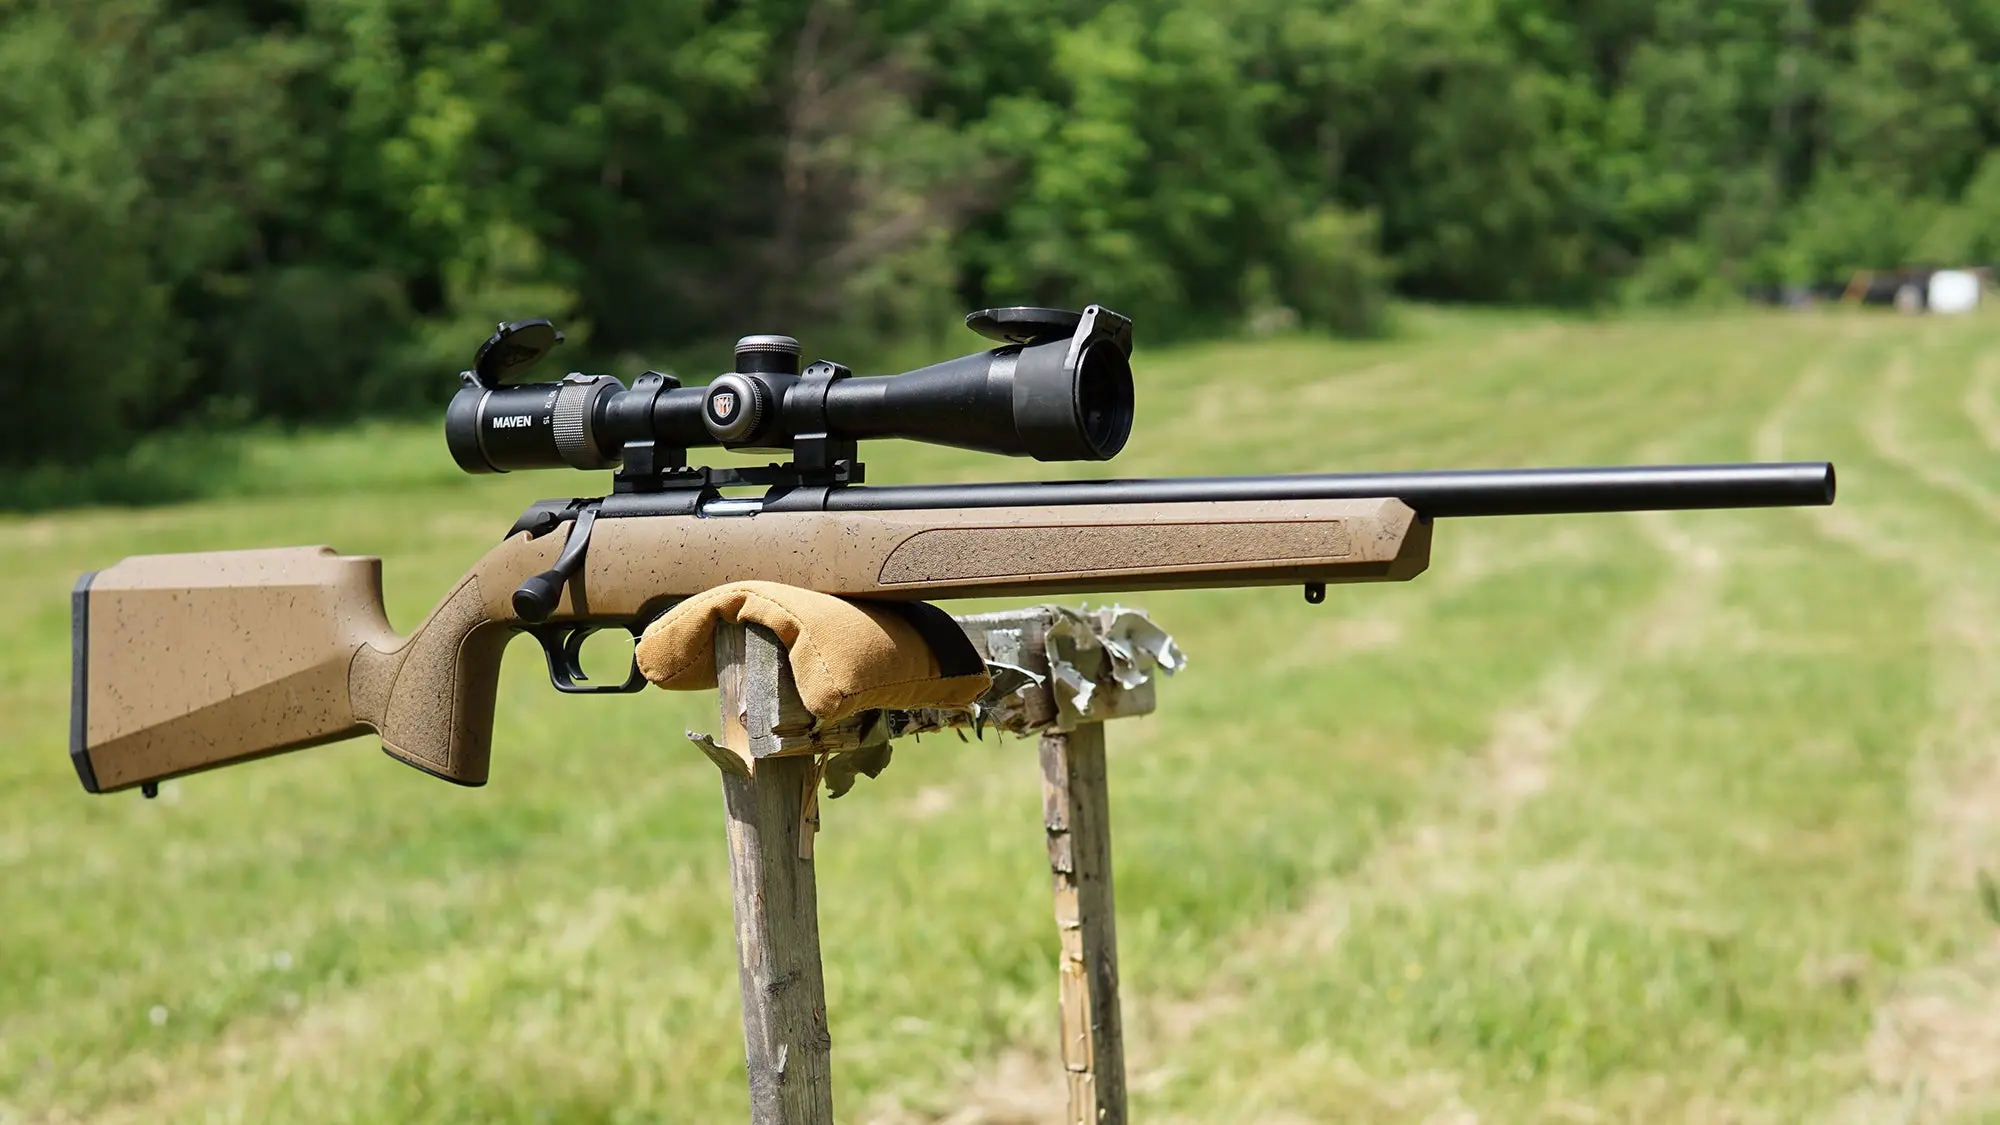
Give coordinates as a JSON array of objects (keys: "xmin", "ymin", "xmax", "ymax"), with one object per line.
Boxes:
[
  {"xmin": 703, "ymin": 373, "xmax": 769, "ymax": 444},
  {"xmin": 552, "ymin": 375, "xmax": 620, "ymax": 469}
]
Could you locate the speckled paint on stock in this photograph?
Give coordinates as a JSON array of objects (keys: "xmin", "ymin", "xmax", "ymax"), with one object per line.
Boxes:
[{"xmin": 75, "ymin": 497, "xmax": 1428, "ymax": 794}]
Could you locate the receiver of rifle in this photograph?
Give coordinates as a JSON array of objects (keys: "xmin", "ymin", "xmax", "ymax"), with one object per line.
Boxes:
[{"xmin": 68, "ymin": 304, "xmax": 1837, "ymax": 796}]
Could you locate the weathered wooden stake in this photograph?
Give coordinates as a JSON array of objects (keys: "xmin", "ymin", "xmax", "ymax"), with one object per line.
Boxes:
[
  {"xmin": 694, "ymin": 607, "xmax": 1166, "ymax": 1124},
  {"xmin": 714, "ymin": 621, "xmax": 835, "ymax": 1125},
  {"xmin": 1040, "ymin": 720, "xmax": 1127, "ymax": 1125}
]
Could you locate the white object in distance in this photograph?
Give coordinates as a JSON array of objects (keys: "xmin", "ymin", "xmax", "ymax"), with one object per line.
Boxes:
[{"xmin": 1928, "ymin": 269, "xmax": 1981, "ymax": 314}]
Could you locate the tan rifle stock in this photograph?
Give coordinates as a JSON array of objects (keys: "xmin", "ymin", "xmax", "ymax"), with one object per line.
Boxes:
[{"xmin": 71, "ymin": 497, "xmax": 1427, "ymax": 792}]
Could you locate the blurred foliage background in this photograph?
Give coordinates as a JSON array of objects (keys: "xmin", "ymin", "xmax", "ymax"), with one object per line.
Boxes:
[{"xmin": 3, "ymin": 0, "xmax": 1999, "ymax": 480}]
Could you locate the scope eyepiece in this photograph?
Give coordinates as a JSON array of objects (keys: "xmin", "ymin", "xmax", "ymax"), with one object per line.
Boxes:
[
  {"xmin": 442, "ymin": 305, "xmax": 1136, "ymax": 474},
  {"xmin": 446, "ymin": 373, "xmax": 625, "ymax": 474}
]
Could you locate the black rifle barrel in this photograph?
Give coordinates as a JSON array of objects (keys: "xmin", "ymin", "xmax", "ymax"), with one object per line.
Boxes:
[{"xmin": 821, "ymin": 461, "xmax": 1835, "ymax": 517}]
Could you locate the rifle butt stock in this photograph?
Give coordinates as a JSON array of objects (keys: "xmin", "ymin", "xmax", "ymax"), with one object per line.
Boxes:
[{"xmin": 72, "ymin": 547, "xmax": 510, "ymax": 791}]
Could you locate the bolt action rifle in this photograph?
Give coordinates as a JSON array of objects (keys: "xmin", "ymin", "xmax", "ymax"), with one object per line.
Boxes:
[{"xmin": 69, "ymin": 307, "xmax": 1836, "ymax": 796}]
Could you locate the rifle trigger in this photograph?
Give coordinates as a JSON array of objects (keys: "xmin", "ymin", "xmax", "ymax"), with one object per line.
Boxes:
[{"xmin": 560, "ymin": 626, "xmax": 592, "ymax": 681}]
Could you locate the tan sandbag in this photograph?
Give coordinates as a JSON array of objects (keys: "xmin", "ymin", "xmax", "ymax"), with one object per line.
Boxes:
[{"xmin": 635, "ymin": 581, "xmax": 991, "ymax": 721}]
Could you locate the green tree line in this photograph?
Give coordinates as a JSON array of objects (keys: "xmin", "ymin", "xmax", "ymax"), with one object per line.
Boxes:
[{"xmin": 3, "ymin": 0, "xmax": 1998, "ymax": 469}]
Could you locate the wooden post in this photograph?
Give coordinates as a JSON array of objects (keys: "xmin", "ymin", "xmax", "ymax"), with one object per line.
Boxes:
[
  {"xmin": 1040, "ymin": 721, "xmax": 1127, "ymax": 1125},
  {"xmin": 713, "ymin": 621, "xmax": 835, "ymax": 1125},
  {"xmin": 689, "ymin": 606, "xmax": 1170, "ymax": 1125}
]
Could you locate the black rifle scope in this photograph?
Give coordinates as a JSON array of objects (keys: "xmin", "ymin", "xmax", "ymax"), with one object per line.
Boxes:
[{"xmin": 445, "ymin": 306, "xmax": 1135, "ymax": 474}]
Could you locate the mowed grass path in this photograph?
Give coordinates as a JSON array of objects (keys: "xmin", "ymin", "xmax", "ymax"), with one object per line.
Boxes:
[{"xmin": 4, "ymin": 309, "xmax": 1999, "ymax": 1123}]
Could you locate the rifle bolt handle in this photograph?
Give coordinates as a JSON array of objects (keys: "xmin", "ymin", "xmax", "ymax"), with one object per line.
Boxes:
[{"xmin": 514, "ymin": 571, "xmax": 565, "ymax": 623}]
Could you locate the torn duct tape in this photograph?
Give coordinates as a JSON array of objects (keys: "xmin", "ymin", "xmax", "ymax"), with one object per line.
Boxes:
[
  {"xmin": 693, "ymin": 604, "xmax": 1185, "ymax": 803},
  {"xmin": 1045, "ymin": 605, "xmax": 1186, "ymax": 727},
  {"xmin": 885, "ymin": 604, "xmax": 1186, "ymax": 739}
]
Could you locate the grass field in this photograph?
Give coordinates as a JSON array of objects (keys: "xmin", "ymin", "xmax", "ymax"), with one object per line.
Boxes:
[{"xmin": 5, "ymin": 307, "xmax": 2000, "ymax": 1123}]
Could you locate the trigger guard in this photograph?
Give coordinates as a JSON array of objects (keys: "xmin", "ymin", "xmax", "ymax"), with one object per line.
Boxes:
[{"xmin": 527, "ymin": 623, "xmax": 648, "ymax": 695}]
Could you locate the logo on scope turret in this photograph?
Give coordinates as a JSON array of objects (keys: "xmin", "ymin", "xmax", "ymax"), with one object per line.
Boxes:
[{"xmin": 712, "ymin": 392, "xmax": 737, "ymax": 420}]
